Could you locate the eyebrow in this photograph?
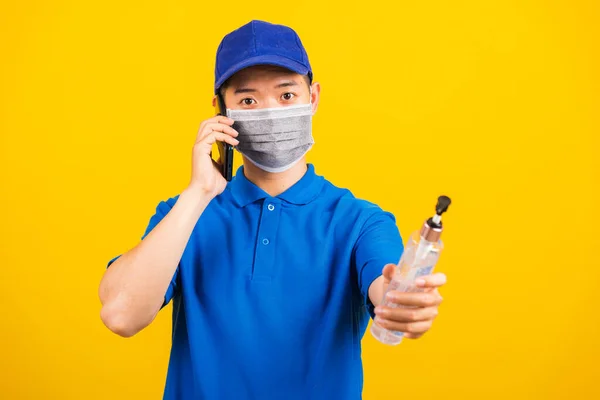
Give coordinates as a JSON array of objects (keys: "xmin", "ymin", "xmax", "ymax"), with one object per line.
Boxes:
[
  {"xmin": 233, "ymin": 80, "xmax": 299, "ymax": 95},
  {"xmin": 233, "ymin": 87, "xmax": 258, "ymax": 94},
  {"xmin": 274, "ymin": 80, "xmax": 299, "ymax": 88}
]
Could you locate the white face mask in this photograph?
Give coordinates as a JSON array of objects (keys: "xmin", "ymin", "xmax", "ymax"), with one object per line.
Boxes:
[{"xmin": 226, "ymin": 103, "xmax": 314, "ymax": 173}]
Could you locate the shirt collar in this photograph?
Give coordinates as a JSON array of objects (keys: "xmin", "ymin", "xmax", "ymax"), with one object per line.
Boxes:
[{"xmin": 230, "ymin": 163, "xmax": 324, "ymax": 207}]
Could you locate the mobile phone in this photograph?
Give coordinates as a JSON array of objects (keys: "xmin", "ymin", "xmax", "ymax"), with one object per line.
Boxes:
[{"xmin": 215, "ymin": 93, "xmax": 234, "ymax": 181}]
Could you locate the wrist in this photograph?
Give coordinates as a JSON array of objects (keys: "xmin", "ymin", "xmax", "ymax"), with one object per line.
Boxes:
[{"xmin": 181, "ymin": 184, "xmax": 214, "ymax": 212}]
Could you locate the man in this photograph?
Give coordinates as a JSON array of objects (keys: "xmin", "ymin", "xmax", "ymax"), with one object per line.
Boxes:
[{"xmin": 99, "ymin": 20, "xmax": 446, "ymax": 399}]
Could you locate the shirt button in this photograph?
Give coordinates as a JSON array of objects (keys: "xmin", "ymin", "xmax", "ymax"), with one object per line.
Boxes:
[
  {"xmin": 267, "ymin": 204, "xmax": 275, "ymax": 211},
  {"xmin": 262, "ymin": 238, "xmax": 270, "ymax": 245}
]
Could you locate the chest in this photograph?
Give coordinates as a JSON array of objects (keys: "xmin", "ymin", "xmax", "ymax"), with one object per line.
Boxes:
[
  {"xmin": 197, "ymin": 200, "xmax": 357, "ymax": 281},
  {"xmin": 178, "ymin": 199, "xmax": 363, "ymax": 311}
]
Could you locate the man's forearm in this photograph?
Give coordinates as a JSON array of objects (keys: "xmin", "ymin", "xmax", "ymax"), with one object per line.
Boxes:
[
  {"xmin": 99, "ymin": 186, "xmax": 212, "ymax": 337},
  {"xmin": 368, "ymin": 275, "xmax": 385, "ymax": 308}
]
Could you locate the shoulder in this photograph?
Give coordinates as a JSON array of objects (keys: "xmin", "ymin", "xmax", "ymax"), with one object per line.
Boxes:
[{"xmin": 319, "ymin": 177, "xmax": 397, "ymax": 226}]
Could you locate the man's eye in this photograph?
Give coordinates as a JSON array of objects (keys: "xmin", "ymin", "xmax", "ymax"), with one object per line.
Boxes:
[
  {"xmin": 241, "ymin": 98, "xmax": 256, "ymax": 105},
  {"xmin": 282, "ymin": 92, "xmax": 295, "ymax": 101}
]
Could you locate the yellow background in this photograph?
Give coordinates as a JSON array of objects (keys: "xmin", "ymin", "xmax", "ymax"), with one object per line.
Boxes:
[{"xmin": 1, "ymin": 1, "xmax": 599, "ymax": 399}]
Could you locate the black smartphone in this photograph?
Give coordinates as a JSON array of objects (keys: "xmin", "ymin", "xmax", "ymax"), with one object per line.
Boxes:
[{"xmin": 214, "ymin": 93, "xmax": 234, "ymax": 181}]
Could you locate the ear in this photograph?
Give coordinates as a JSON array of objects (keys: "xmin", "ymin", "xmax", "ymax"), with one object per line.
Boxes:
[
  {"xmin": 212, "ymin": 96, "xmax": 217, "ymax": 108},
  {"xmin": 310, "ymin": 82, "xmax": 321, "ymax": 115}
]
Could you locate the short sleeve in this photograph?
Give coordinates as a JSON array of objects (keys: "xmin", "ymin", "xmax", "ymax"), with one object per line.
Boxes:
[
  {"xmin": 106, "ymin": 196, "xmax": 181, "ymax": 307},
  {"xmin": 353, "ymin": 209, "xmax": 404, "ymax": 319}
]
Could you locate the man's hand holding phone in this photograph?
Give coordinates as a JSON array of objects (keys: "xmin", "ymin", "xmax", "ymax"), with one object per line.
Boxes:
[
  {"xmin": 99, "ymin": 115, "xmax": 238, "ymax": 337},
  {"xmin": 187, "ymin": 116, "xmax": 239, "ymax": 199}
]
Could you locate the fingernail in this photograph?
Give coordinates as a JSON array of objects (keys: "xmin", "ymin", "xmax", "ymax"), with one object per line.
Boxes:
[
  {"xmin": 416, "ymin": 278, "xmax": 426, "ymax": 287},
  {"xmin": 375, "ymin": 307, "xmax": 386, "ymax": 316}
]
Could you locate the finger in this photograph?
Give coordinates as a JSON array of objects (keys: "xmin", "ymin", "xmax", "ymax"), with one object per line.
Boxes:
[
  {"xmin": 415, "ymin": 272, "xmax": 447, "ymax": 289},
  {"xmin": 381, "ymin": 264, "xmax": 396, "ymax": 284},
  {"xmin": 213, "ymin": 132, "xmax": 240, "ymax": 146},
  {"xmin": 207, "ymin": 122, "xmax": 239, "ymax": 136},
  {"xmin": 374, "ymin": 318, "xmax": 433, "ymax": 335},
  {"xmin": 197, "ymin": 119, "xmax": 236, "ymax": 141},
  {"xmin": 403, "ymin": 332, "xmax": 424, "ymax": 340},
  {"xmin": 200, "ymin": 123, "xmax": 239, "ymax": 140},
  {"xmin": 424, "ymin": 288, "xmax": 441, "ymax": 296},
  {"xmin": 217, "ymin": 116, "xmax": 234, "ymax": 125},
  {"xmin": 374, "ymin": 305, "xmax": 438, "ymax": 322},
  {"xmin": 198, "ymin": 131, "xmax": 239, "ymax": 147},
  {"xmin": 386, "ymin": 291, "xmax": 443, "ymax": 307},
  {"xmin": 200, "ymin": 116, "xmax": 234, "ymax": 130}
]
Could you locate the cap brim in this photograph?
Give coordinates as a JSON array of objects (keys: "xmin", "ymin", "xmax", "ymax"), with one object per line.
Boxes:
[{"xmin": 214, "ymin": 55, "xmax": 310, "ymax": 93}]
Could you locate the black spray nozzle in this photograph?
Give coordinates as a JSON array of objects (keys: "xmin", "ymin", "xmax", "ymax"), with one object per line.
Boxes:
[
  {"xmin": 436, "ymin": 195, "xmax": 452, "ymax": 216},
  {"xmin": 427, "ymin": 196, "xmax": 452, "ymax": 229}
]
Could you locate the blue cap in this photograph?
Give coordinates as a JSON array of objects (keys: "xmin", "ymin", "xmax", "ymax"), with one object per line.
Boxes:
[{"xmin": 214, "ymin": 20, "xmax": 313, "ymax": 93}]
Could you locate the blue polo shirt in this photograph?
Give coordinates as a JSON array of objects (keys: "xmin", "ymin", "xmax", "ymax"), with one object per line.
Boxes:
[{"xmin": 107, "ymin": 164, "xmax": 404, "ymax": 400}]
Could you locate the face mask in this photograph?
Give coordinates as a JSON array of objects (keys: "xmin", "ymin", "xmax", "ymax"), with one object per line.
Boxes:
[{"xmin": 226, "ymin": 102, "xmax": 314, "ymax": 173}]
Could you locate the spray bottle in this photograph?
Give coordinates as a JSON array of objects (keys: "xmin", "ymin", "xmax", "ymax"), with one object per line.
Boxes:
[{"xmin": 371, "ymin": 195, "xmax": 452, "ymax": 345}]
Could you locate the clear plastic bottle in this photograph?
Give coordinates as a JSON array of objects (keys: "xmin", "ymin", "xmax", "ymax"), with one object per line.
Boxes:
[{"xmin": 371, "ymin": 196, "xmax": 451, "ymax": 345}]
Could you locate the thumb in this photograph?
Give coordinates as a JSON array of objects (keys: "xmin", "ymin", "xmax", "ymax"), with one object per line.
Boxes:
[{"xmin": 382, "ymin": 263, "xmax": 396, "ymax": 285}]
